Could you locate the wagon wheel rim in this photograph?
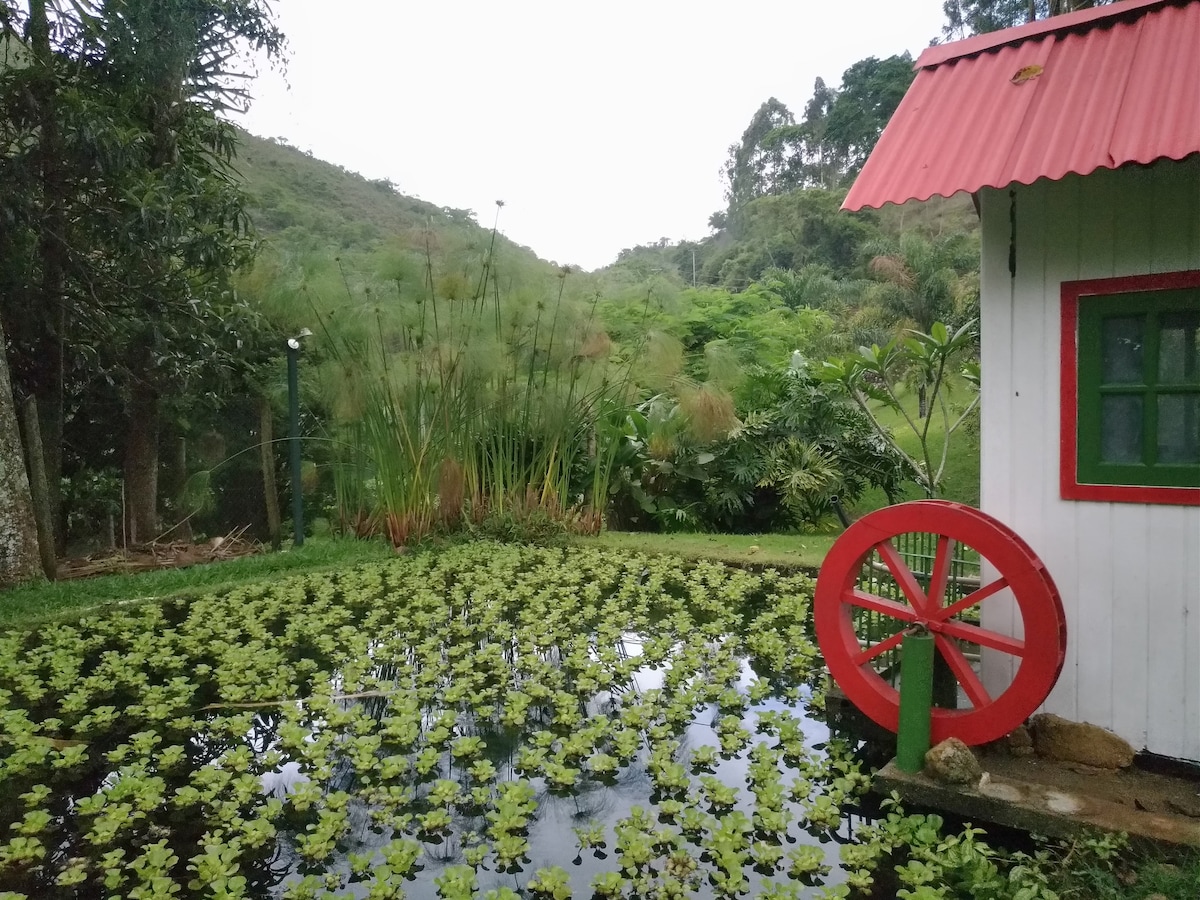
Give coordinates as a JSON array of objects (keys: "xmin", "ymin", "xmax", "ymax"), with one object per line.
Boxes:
[{"xmin": 814, "ymin": 500, "xmax": 1066, "ymax": 747}]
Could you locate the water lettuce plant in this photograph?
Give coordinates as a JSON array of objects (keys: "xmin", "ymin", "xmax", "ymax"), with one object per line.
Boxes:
[{"xmin": 0, "ymin": 542, "xmax": 1095, "ymax": 899}]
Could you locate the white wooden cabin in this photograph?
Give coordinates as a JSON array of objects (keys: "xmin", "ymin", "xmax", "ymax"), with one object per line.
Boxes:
[{"xmin": 844, "ymin": 0, "xmax": 1200, "ymax": 762}]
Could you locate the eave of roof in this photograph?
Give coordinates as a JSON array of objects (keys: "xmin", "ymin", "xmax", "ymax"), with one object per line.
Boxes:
[
  {"xmin": 842, "ymin": 0, "xmax": 1200, "ymax": 211},
  {"xmin": 916, "ymin": 0, "xmax": 1174, "ymax": 67}
]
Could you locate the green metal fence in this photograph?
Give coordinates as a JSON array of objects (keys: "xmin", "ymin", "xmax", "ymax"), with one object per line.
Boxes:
[{"xmin": 853, "ymin": 531, "xmax": 981, "ymax": 702}]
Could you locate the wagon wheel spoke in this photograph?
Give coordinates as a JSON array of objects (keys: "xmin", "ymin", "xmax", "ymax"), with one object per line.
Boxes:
[
  {"xmin": 938, "ymin": 619, "xmax": 1026, "ymax": 657},
  {"xmin": 927, "ymin": 535, "xmax": 956, "ymax": 609},
  {"xmin": 875, "ymin": 540, "xmax": 931, "ymax": 615},
  {"xmin": 843, "ymin": 589, "xmax": 920, "ymax": 624},
  {"xmin": 934, "ymin": 576, "xmax": 1009, "ymax": 622},
  {"xmin": 852, "ymin": 629, "xmax": 907, "ymax": 667},
  {"xmin": 934, "ymin": 635, "xmax": 992, "ymax": 709}
]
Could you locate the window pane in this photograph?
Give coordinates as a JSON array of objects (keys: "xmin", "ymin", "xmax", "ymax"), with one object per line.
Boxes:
[
  {"xmin": 1101, "ymin": 316, "xmax": 1144, "ymax": 384},
  {"xmin": 1158, "ymin": 395, "xmax": 1200, "ymax": 464},
  {"xmin": 1100, "ymin": 395, "xmax": 1143, "ymax": 463},
  {"xmin": 1159, "ymin": 312, "xmax": 1200, "ymax": 384}
]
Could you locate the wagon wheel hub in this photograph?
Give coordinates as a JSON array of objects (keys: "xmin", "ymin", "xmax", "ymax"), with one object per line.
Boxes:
[{"xmin": 814, "ymin": 500, "xmax": 1066, "ymax": 747}]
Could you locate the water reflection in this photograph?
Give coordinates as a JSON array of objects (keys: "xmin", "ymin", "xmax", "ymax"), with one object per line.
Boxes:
[
  {"xmin": 0, "ymin": 563, "xmax": 855, "ymax": 900},
  {"xmin": 259, "ymin": 634, "xmax": 851, "ymax": 898}
]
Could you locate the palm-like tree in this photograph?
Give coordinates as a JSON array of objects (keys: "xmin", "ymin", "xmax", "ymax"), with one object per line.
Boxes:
[{"xmin": 863, "ymin": 233, "xmax": 976, "ymax": 416}]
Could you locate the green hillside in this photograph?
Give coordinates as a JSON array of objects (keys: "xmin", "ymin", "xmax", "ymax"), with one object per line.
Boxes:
[
  {"xmin": 233, "ymin": 130, "xmax": 552, "ymax": 273},
  {"xmin": 217, "ymin": 123, "xmax": 983, "ymax": 541}
]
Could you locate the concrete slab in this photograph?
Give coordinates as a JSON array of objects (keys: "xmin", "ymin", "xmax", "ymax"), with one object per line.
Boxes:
[{"xmin": 874, "ymin": 759, "xmax": 1200, "ymax": 848}]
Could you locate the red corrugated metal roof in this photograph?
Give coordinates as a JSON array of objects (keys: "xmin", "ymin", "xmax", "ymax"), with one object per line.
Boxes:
[{"xmin": 842, "ymin": 0, "xmax": 1200, "ymax": 211}]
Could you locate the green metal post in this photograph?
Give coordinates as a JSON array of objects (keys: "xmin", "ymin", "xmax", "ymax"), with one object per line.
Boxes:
[
  {"xmin": 896, "ymin": 628, "xmax": 935, "ymax": 772},
  {"xmin": 287, "ymin": 341, "xmax": 304, "ymax": 547}
]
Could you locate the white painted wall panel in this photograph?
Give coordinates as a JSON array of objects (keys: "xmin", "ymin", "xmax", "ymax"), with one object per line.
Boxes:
[
  {"xmin": 1185, "ymin": 510, "xmax": 1200, "ymax": 756},
  {"xmin": 978, "ymin": 155, "xmax": 1200, "ymax": 762},
  {"xmin": 979, "ymin": 185, "xmax": 1020, "ymax": 702}
]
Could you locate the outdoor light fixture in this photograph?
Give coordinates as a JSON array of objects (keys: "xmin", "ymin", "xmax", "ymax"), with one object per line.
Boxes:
[
  {"xmin": 287, "ymin": 327, "xmax": 313, "ymax": 351},
  {"xmin": 286, "ymin": 329, "xmax": 312, "ymax": 547}
]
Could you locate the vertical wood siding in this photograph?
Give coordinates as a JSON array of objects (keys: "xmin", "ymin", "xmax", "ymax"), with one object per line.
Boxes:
[{"xmin": 979, "ymin": 156, "xmax": 1200, "ymax": 761}]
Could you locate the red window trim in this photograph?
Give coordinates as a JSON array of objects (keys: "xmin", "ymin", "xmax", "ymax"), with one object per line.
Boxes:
[{"xmin": 1060, "ymin": 269, "xmax": 1200, "ymax": 506}]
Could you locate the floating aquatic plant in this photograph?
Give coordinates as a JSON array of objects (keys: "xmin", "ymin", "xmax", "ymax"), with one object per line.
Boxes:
[{"xmin": 0, "ymin": 544, "xmax": 886, "ymax": 899}]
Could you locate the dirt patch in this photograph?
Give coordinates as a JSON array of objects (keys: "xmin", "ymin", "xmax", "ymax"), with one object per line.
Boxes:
[{"xmin": 57, "ymin": 529, "xmax": 262, "ymax": 580}]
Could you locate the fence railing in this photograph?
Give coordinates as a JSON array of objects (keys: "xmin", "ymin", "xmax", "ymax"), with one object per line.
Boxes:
[{"xmin": 853, "ymin": 531, "xmax": 981, "ymax": 697}]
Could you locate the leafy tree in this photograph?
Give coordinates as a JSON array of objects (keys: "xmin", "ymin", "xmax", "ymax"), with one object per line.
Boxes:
[
  {"xmin": 0, "ymin": 0, "xmax": 285, "ymax": 545},
  {"xmin": 824, "ymin": 54, "xmax": 915, "ymax": 177},
  {"xmin": 792, "ymin": 77, "xmax": 839, "ymax": 188},
  {"xmin": 81, "ymin": 0, "xmax": 283, "ymax": 541},
  {"xmin": 865, "ymin": 233, "xmax": 975, "ymax": 335},
  {"xmin": 721, "ymin": 98, "xmax": 796, "ymax": 232},
  {"xmin": 703, "ymin": 189, "xmax": 881, "ymax": 288},
  {"xmin": 762, "ymin": 265, "xmax": 841, "ymax": 311},
  {"xmin": 942, "ymin": 0, "xmax": 1112, "ymax": 38},
  {"xmin": 821, "ymin": 322, "xmax": 980, "ymax": 498},
  {"xmin": 718, "ymin": 54, "xmax": 914, "ymax": 219}
]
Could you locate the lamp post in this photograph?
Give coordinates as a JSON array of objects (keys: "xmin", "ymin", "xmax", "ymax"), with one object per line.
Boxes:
[{"xmin": 286, "ymin": 329, "xmax": 312, "ymax": 547}]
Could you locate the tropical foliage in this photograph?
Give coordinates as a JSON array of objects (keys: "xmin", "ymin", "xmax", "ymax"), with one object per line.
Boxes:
[
  {"xmin": 0, "ymin": 0, "xmax": 989, "ymax": 571},
  {"xmin": 821, "ymin": 321, "xmax": 981, "ymax": 499},
  {"xmin": 607, "ymin": 359, "xmax": 907, "ymax": 532}
]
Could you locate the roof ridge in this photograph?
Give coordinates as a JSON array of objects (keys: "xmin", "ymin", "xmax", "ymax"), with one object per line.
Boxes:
[{"xmin": 916, "ymin": 0, "xmax": 1181, "ymax": 69}]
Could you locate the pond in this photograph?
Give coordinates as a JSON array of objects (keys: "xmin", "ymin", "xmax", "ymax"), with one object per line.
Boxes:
[{"xmin": 0, "ymin": 544, "xmax": 875, "ymax": 899}]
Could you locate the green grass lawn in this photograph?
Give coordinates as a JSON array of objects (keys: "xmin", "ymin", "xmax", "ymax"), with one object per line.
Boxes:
[
  {"xmin": 0, "ymin": 536, "xmax": 395, "ymax": 630},
  {"xmin": 852, "ymin": 378, "xmax": 981, "ymax": 513},
  {"xmin": 587, "ymin": 530, "xmax": 836, "ymax": 571}
]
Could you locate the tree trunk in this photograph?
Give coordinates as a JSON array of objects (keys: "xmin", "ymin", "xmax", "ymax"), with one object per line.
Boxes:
[
  {"xmin": 38, "ymin": 380, "xmax": 63, "ymax": 552},
  {"xmin": 258, "ymin": 395, "xmax": 281, "ymax": 550},
  {"xmin": 30, "ymin": 0, "xmax": 67, "ymax": 555},
  {"xmin": 0, "ymin": 319, "xmax": 43, "ymax": 587},
  {"xmin": 123, "ymin": 378, "xmax": 160, "ymax": 544},
  {"xmin": 163, "ymin": 434, "xmax": 193, "ymax": 542},
  {"xmin": 918, "ymin": 382, "xmax": 928, "ymax": 420},
  {"xmin": 20, "ymin": 397, "xmax": 57, "ymax": 579}
]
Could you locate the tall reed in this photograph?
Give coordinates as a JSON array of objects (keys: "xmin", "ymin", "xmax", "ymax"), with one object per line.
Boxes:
[{"xmin": 315, "ymin": 213, "xmax": 639, "ymax": 546}]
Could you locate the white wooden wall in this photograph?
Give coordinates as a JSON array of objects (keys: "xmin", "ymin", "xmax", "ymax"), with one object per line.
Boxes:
[{"xmin": 978, "ymin": 156, "xmax": 1200, "ymax": 762}]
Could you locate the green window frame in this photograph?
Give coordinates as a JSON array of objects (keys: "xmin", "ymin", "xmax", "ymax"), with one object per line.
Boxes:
[{"xmin": 1074, "ymin": 287, "xmax": 1200, "ymax": 491}]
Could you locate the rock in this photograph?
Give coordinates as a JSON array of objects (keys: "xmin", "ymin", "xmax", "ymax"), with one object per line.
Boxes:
[
  {"xmin": 1028, "ymin": 713, "xmax": 1135, "ymax": 769},
  {"xmin": 924, "ymin": 738, "xmax": 982, "ymax": 785},
  {"xmin": 1004, "ymin": 724, "xmax": 1035, "ymax": 757}
]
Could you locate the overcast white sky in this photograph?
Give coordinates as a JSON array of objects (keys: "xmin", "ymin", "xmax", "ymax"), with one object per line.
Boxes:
[{"xmin": 235, "ymin": 1, "xmax": 948, "ymax": 271}]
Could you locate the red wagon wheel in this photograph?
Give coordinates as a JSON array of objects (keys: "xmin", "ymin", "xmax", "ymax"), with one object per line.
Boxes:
[{"xmin": 815, "ymin": 500, "xmax": 1066, "ymax": 747}]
